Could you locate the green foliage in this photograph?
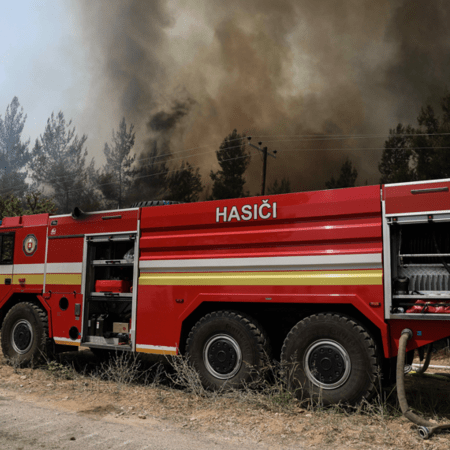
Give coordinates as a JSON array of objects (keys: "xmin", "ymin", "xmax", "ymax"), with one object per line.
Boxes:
[
  {"xmin": 0, "ymin": 97, "xmax": 30, "ymax": 196},
  {"xmin": 100, "ymin": 118, "xmax": 136, "ymax": 209},
  {"xmin": 379, "ymin": 92, "xmax": 450, "ymax": 183},
  {"xmin": 0, "ymin": 194, "xmax": 23, "ymax": 220},
  {"xmin": 30, "ymin": 111, "xmax": 98, "ymax": 213},
  {"xmin": 325, "ymin": 158, "xmax": 358, "ymax": 189},
  {"xmin": 210, "ymin": 129, "xmax": 250, "ymax": 200},
  {"xmin": 267, "ymin": 177, "xmax": 291, "ymax": 195},
  {"xmin": 167, "ymin": 161, "xmax": 203, "ymax": 202},
  {"xmin": 0, "ymin": 192, "xmax": 57, "ymax": 220},
  {"xmin": 24, "ymin": 191, "xmax": 58, "ymax": 215}
]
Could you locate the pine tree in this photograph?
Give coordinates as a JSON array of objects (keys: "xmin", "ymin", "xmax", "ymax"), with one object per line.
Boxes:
[
  {"xmin": 210, "ymin": 129, "xmax": 250, "ymax": 199},
  {"xmin": 100, "ymin": 118, "xmax": 136, "ymax": 208},
  {"xmin": 379, "ymin": 124, "xmax": 415, "ymax": 184},
  {"xmin": 167, "ymin": 161, "xmax": 203, "ymax": 202},
  {"xmin": 379, "ymin": 92, "xmax": 450, "ymax": 183},
  {"xmin": 30, "ymin": 111, "xmax": 94, "ymax": 213},
  {"xmin": 325, "ymin": 158, "xmax": 358, "ymax": 189},
  {"xmin": 128, "ymin": 141, "xmax": 169, "ymax": 205},
  {"xmin": 267, "ymin": 177, "xmax": 291, "ymax": 194},
  {"xmin": 0, "ymin": 97, "xmax": 30, "ymax": 196}
]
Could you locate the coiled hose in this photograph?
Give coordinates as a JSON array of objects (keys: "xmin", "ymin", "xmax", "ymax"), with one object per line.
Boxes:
[{"xmin": 397, "ymin": 329, "xmax": 450, "ymax": 439}]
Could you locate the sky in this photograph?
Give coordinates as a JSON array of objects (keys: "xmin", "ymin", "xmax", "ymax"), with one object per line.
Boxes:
[
  {"xmin": 1, "ymin": 0, "xmax": 450, "ymax": 195},
  {"xmin": 0, "ymin": 1, "xmax": 97, "ymax": 148}
]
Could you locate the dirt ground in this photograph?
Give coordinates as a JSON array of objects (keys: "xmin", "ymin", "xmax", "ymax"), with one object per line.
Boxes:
[{"xmin": 1, "ymin": 349, "xmax": 450, "ymax": 450}]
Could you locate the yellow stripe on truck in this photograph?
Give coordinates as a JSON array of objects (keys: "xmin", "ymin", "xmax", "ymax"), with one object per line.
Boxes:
[
  {"xmin": 12, "ymin": 274, "xmax": 44, "ymax": 285},
  {"xmin": 139, "ymin": 270, "xmax": 383, "ymax": 286},
  {"xmin": 5, "ymin": 274, "xmax": 82, "ymax": 286},
  {"xmin": 54, "ymin": 340, "xmax": 80, "ymax": 347},
  {"xmin": 136, "ymin": 347, "xmax": 178, "ymax": 355},
  {"xmin": 45, "ymin": 274, "xmax": 82, "ymax": 285}
]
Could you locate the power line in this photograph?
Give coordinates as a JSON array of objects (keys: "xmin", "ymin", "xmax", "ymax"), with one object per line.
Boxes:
[
  {"xmin": 2, "ymin": 133, "xmax": 450, "ymax": 196},
  {"xmin": 277, "ymin": 146, "xmax": 450, "ymax": 152},
  {"xmin": 4, "ymin": 130, "xmax": 449, "ymax": 185},
  {"xmin": 2, "ymin": 143, "xmax": 450, "ymax": 196},
  {"xmin": 249, "ymin": 132, "xmax": 450, "ymax": 140},
  {"xmin": 65, "ymin": 150, "xmax": 260, "ymax": 195},
  {"xmin": 109, "ymin": 132, "xmax": 450, "ymax": 166},
  {"xmin": 0, "ymin": 146, "xmax": 258, "ymax": 197},
  {"xmin": 43, "ymin": 145, "xmax": 450, "ymax": 196},
  {"xmin": 247, "ymin": 138, "xmax": 277, "ymax": 195},
  {"xmin": 0, "ymin": 142, "xmax": 249, "ymax": 195}
]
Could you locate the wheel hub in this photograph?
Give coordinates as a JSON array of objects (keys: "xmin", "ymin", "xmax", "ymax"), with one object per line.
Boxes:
[
  {"xmin": 11, "ymin": 320, "xmax": 34, "ymax": 354},
  {"xmin": 203, "ymin": 335, "xmax": 242, "ymax": 380},
  {"xmin": 304, "ymin": 340, "xmax": 351, "ymax": 390}
]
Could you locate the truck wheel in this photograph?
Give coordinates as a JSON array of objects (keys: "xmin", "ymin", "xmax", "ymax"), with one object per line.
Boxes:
[
  {"xmin": 186, "ymin": 311, "xmax": 269, "ymax": 390},
  {"xmin": 1, "ymin": 302, "xmax": 49, "ymax": 366},
  {"xmin": 281, "ymin": 313, "xmax": 378, "ymax": 405}
]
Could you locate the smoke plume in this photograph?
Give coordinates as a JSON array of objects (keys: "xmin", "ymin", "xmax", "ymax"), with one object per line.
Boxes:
[{"xmin": 74, "ymin": 0, "xmax": 450, "ymax": 195}]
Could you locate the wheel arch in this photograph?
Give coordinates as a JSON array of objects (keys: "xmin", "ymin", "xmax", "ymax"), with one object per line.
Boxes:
[
  {"xmin": 1, "ymin": 299, "xmax": 52, "ymax": 366},
  {"xmin": 0, "ymin": 293, "xmax": 50, "ymax": 332},
  {"xmin": 185, "ymin": 309, "xmax": 270, "ymax": 390},
  {"xmin": 179, "ymin": 301, "xmax": 386, "ymax": 361},
  {"xmin": 281, "ymin": 311, "xmax": 380, "ymax": 405}
]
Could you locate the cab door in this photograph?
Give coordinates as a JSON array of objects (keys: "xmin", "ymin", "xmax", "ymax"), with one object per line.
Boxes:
[{"xmin": 0, "ymin": 232, "xmax": 15, "ymax": 304}]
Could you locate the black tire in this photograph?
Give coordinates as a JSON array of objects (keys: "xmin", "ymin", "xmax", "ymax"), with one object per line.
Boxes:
[
  {"xmin": 186, "ymin": 311, "xmax": 269, "ymax": 390},
  {"xmin": 281, "ymin": 313, "xmax": 378, "ymax": 405},
  {"xmin": 1, "ymin": 302, "xmax": 49, "ymax": 366}
]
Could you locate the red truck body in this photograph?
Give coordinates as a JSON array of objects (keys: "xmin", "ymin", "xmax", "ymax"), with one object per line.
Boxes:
[{"xmin": 1, "ymin": 179, "xmax": 450, "ymax": 403}]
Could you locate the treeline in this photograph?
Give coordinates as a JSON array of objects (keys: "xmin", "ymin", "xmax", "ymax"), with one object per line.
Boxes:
[
  {"xmin": 2, "ymin": 92, "xmax": 450, "ymax": 219},
  {"xmin": 306, "ymin": 92, "xmax": 450, "ymax": 190},
  {"xmin": 0, "ymin": 98, "xmax": 204, "ymax": 217},
  {"xmin": 0, "ymin": 98, "xmax": 291, "ymax": 218}
]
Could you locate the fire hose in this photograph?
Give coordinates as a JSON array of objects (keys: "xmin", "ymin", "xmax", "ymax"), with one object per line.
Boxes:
[
  {"xmin": 414, "ymin": 344, "xmax": 432, "ymax": 375},
  {"xmin": 397, "ymin": 329, "xmax": 450, "ymax": 439}
]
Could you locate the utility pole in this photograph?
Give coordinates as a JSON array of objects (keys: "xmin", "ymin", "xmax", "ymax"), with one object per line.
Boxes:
[
  {"xmin": 247, "ymin": 138, "xmax": 277, "ymax": 195},
  {"xmin": 261, "ymin": 147, "xmax": 268, "ymax": 196}
]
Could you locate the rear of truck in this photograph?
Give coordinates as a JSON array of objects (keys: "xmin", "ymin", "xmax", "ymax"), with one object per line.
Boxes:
[{"xmin": 137, "ymin": 185, "xmax": 387, "ymax": 404}]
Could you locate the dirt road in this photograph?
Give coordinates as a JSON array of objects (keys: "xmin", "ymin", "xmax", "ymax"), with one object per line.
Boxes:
[
  {"xmin": 1, "ymin": 350, "xmax": 450, "ymax": 450},
  {"xmin": 0, "ymin": 390, "xmax": 288, "ymax": 450}
]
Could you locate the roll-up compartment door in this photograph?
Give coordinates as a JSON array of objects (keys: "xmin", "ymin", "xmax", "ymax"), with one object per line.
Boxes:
[{"xmin": 384, "ymin": 180, "xmax": 450, "ymax": 215}]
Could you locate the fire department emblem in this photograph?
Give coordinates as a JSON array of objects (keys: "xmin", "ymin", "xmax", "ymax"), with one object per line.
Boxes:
[{"xmin": 23, "ymin": 234, "xmax": 37, "ymax": 256}]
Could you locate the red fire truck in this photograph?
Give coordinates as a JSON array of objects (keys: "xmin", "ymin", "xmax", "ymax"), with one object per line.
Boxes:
[{"xmin": 1, "ymin": 179, "xmax": 450, "ymax": 405}]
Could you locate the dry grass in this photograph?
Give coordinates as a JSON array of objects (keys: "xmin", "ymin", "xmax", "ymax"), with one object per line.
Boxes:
[{"xmin": 1, "ymin": 347, "xmax": 450, "ymax": 449}]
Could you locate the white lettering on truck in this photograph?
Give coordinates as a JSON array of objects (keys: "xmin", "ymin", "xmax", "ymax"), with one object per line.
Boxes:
[{"xmin": 216, "ymin": 200, "xmax": 278, "ymax": 223}]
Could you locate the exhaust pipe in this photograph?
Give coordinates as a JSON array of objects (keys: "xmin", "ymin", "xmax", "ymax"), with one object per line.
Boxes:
[{"xmin": 72, "ymin": 207, "xmax": 85, "ymax": 220}]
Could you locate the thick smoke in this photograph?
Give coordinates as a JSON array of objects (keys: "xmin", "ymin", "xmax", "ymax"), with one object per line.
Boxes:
[
  {"xmin": 74, "ymin": 0, "xmax": 450, "ymax": 195},
  {"xmin": 383, "ymin": 0, "xmax": 450, "ymax": 120},
  {"xmin": 145, "ymin": 96, "xmax": 196, "ymax": 163}
]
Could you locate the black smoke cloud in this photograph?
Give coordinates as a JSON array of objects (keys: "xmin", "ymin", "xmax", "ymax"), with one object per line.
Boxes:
[
  {"xmin": 74, "ymin": 0, "xmax": 450, "ymax": 194},
  {"xmin": 149, "ymin": 99, "xmax": 195, "ymax": 133},
  {"xmin": 383, "ymin": 0, "xmax": 450, "ymax": 120}
]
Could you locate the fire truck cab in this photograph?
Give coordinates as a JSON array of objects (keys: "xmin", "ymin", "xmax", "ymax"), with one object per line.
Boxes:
[{"xmin": 1, "ymin": 179, "xmax": 450, "ymax": 405}]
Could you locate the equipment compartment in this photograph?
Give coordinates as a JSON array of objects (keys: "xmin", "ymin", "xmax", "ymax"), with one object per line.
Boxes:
[
  {"xmin": 390, "ymin": 220, "xmax": 450, "ymax": 315},
  {"xmin": 82, "ymin": 234, "xmax": 137, "ymax": 349}
]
